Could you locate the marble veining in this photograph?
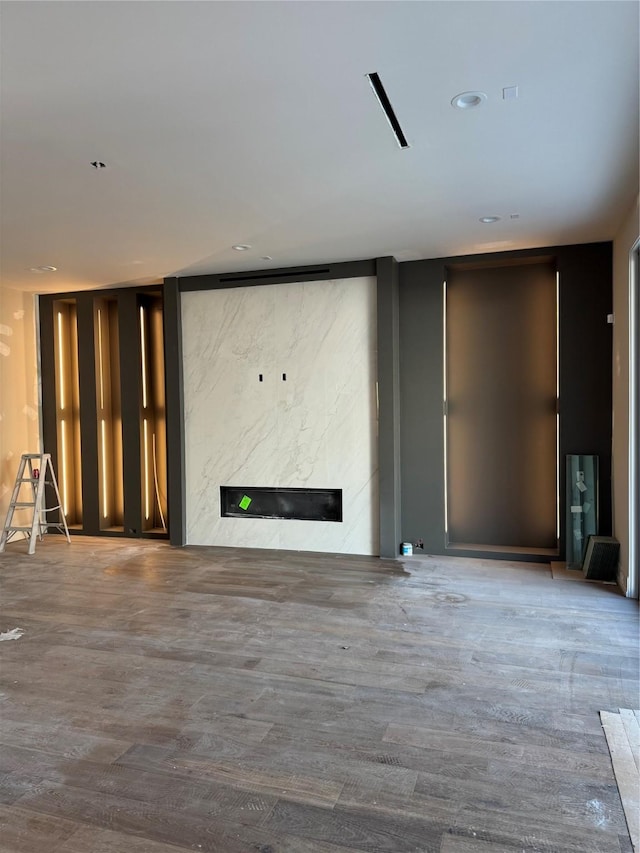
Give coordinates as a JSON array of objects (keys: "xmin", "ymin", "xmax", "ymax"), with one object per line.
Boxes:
[{"xmin": 182, "ymin": 277, "xmax": 378, "ymax": 554}]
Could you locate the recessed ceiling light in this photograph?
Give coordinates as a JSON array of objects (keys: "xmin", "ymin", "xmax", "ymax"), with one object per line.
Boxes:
[
  {"xmin": 479, "ymin": 216, "xmax": 501, "ymax": 224},
  {"xmin": 260, "ymin": 256, "xmax": 273, "ymax": 261},
  {"xmin": 91, "ymin": 161, "xmax": 107, "ymax": 169},
  {"xmin": 232, "ymin": 244, "xmax": 251, "ymax": 251},
  {"xmin": 29, "ymin": 265, "xmax": 57, "ymax": 273},
  {"xmin": 451, "ymin": 91, "xmax": 487, "ymax": 110}
]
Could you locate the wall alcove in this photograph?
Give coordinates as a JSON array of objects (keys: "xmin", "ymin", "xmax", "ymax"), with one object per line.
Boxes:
[{"xmin": 39, "ymin": 287, "xmax": 168, "ymax": 539}]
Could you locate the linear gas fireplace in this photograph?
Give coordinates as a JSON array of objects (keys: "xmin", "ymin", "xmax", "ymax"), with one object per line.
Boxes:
[{"xmin": 220, "ymin": 487, "xmax": 342, "ymax": 522}]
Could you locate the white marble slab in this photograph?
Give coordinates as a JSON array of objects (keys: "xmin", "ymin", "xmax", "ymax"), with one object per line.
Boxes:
[{"xmin": 182, "ymin": 277, "xmax": 378, "ymax": 554}]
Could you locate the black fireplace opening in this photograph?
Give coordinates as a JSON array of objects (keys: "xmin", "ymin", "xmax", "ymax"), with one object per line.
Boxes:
[{"xmin": 220, "ymin": 487, "xmax": 342, "ymax": 522}]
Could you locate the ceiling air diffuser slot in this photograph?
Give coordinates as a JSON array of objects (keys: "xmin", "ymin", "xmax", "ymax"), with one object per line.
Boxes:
[
  {"xmin": 219, "ymin": 268, "xmax": 331, "ymax": 284},
  {"xmin": 366, "ymin": 72, "xmax": 409, "ymax": 149}
]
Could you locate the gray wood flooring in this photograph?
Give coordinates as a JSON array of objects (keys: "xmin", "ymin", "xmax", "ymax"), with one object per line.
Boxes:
[{"xmin": 0, "ymin": 537, "xmax": 638, "ymax": 852}]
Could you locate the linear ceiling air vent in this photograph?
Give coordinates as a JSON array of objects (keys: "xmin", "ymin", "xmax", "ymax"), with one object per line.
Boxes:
[
  {"xmin": 219, "ymin": 268, "xmax": 331, "ymax": 284},
  {"xmin": 366, "ymin": 72, "xmax": 409, "ymax": 149}
]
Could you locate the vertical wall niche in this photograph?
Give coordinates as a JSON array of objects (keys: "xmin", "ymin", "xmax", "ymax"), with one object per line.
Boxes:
[
  {"xmin": 94, "ymin": 298, "xmax": 123, "ymax": 531},
  {"xmin": 444, "ymin": 260, "xmax": 558, "ymax": 553},
  {"xmin": 138, "ymin": 295, "xmax": 168, "ymax": 533},
  {"xmin": 40, "ymin": 287, "xmax": 168, "ymax": 540},
  {"xmin": 52, "ymin": 299, "xmax": 82, "ymax": 527}
]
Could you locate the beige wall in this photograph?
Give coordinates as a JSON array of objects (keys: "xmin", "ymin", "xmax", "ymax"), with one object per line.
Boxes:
[
  {"xmin": 0, "ymin": 286, "xmax": 41, "ymax": 533},
  {"xmin": 612, "ymin": 196, "xmax": 640, "ymax": 595}
]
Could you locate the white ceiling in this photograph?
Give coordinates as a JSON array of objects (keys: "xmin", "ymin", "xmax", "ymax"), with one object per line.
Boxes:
[{"xmin": 1, "ymin": 1, "xmax": 638, "ymax": 294}]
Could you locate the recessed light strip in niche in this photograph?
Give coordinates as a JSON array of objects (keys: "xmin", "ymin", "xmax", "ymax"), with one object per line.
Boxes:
[{"xmin": 366, "ymin": 72, "xmax": 409, "ymax": 149}]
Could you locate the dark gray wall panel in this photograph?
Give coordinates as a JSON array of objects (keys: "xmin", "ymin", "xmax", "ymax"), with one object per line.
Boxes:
[
  {"xmin": 376, "ymin": 257, "xmax": 401, "ymax": 557},
  {"xmin": 558, "ymin": 242, "xmax": 613, "ymax": 545},
  {"xmin": 117, "ymin": 290, "xmax": 143, "ymax": 537},
  {"xmin": 76, "ymin": 294, "xmax": 100, "ymax": 534},
  {"xmin": 398, "ymin": 258, "xmax": 447, "ymax": 553},
  {"xmin": 163, "ymin": 277, "xmax": 186, "ymax": 547}
]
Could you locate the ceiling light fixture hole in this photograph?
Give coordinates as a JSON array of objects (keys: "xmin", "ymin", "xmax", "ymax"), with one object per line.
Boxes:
[
  {"xmin": 479, "ymin": 216, "xmax": 501, "ymax": 224},
  {"xmin": 91, "ymin": 161, "xmax": 107, "ymax": 169},
  {"xmin": 451, "ymin": 91, "xmax": 487, "ymax": 110},
  {"xmin": 232, "ymin": 244, "xmax": 251, "ymax": 251}
]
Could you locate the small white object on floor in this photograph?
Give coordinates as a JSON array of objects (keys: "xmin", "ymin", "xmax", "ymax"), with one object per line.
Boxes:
[{"xmin": 0, "ymin": 627, "xmax": 24, "ymax": 641}]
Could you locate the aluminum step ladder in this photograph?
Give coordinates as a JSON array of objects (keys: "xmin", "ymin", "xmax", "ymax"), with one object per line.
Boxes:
[{"xmin": 0, "ymin": 453, "xmax": 71, "ymax": 555}]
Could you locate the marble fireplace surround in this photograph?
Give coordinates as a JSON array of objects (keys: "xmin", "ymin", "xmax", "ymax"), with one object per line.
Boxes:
[{"xmin": 181, "ymin": 276, "xmax": 379, "ymax": 555}]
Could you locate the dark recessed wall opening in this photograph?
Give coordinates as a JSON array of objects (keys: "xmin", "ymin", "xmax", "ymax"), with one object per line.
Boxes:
[
  {"xmin": 445, "ymin": 260, "xmax": 558, "ymax": 552},
  {"xmin": 139, "ymin": 294, "xmax": 168, "ymax": 534},
  {"xmin": 52, "ymin": 298, "xmax": 82, "ymax": 528},
  {"xmin": 94, "ymin": 296, "xmax": 123, "ymax": 532},
  {"xmin": 221, "ymin": 487, "xmax": 342, "ymax": 522},
  {"xmin": 40, "ymin": 286, "xmax": 169, "ymax": 540},
  {"xmin": 398, "ymin": 241, "xmax": 612, "ymax": 562}
]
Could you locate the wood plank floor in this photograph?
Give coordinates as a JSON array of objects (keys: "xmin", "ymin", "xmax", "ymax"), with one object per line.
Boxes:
[
  {"xmin": 600, "ymin": 709, "xmax": 640, "ymax": 849},
  {"xmin": 0, "ymin": 536, "xmax": 638, "ymax": 852}
]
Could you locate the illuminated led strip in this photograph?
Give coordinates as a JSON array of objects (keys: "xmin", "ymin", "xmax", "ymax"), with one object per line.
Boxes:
[
  {"xmin": 97, "ymin": 308, "xmax": 105, "ymax": 410},
  {"xmin": 101, "ymin": 418, "xmax": 108, "ymax": 518},
  {"xmin": 140, "ymin": 306, "xmax": 148, "ymax": 409},
  {"xmin": 556, "ymin": 271, "xmax": 560, "ymax": 541},
  {"xmin": 60, "ymin": 419, "xmax": 68, "ymax": 516},
  {"xmin": 57, "ymin": 311, "xmax": 65, "ymax": 410},
  {"xmin": 442, "ymin": 280, "xmax": 449, "ymax": 536},
  {"xmin": 143, "ymin": 418, "xmax": 150, "ymax": 521}
]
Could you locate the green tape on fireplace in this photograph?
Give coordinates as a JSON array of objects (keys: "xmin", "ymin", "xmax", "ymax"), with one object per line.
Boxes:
[{"xmin": 239, "ymin": 495, "xmax": 252, "ymax": 511}]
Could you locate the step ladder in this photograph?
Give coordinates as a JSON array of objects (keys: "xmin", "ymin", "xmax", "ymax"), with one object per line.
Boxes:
[{"xmin": 0, "ymin": 453, "xmax": 71, "ymax": 555}]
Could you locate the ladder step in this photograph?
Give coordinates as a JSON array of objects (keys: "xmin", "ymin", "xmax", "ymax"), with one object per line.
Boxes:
[
  {"xmin": 9, "ymin": 503, "xmax": 60, "ymax": 510},
  {"xmin": 6, "ymin": 524, "xmax": 63, "ymax": 531}
]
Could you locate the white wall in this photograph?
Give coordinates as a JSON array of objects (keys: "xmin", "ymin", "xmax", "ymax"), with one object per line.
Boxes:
[
  {"xmin": 0, "ymin": 287, "xmax": 41, "ymax": 532},
  {"xmin": 182, "ymin": 277, "xmax": 378, "ymax": 555},
  {"xmin": 612, "ymin": 195, "xmax": 640, "ymax": 595}
]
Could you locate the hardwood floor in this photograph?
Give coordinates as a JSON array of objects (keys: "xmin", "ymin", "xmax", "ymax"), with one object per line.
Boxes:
[{"xmin": 0, "ymin": 536, "xmax": 637, "ymax": 852}]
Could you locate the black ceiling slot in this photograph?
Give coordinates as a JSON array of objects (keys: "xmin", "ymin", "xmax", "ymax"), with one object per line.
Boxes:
[
  {"xmin": 219, "ymin": 268, "xmax": 331, "ymax": 284},
  {"xmin": 366, "ymin": 72, "xmax": 409, "ymax": 149}
]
